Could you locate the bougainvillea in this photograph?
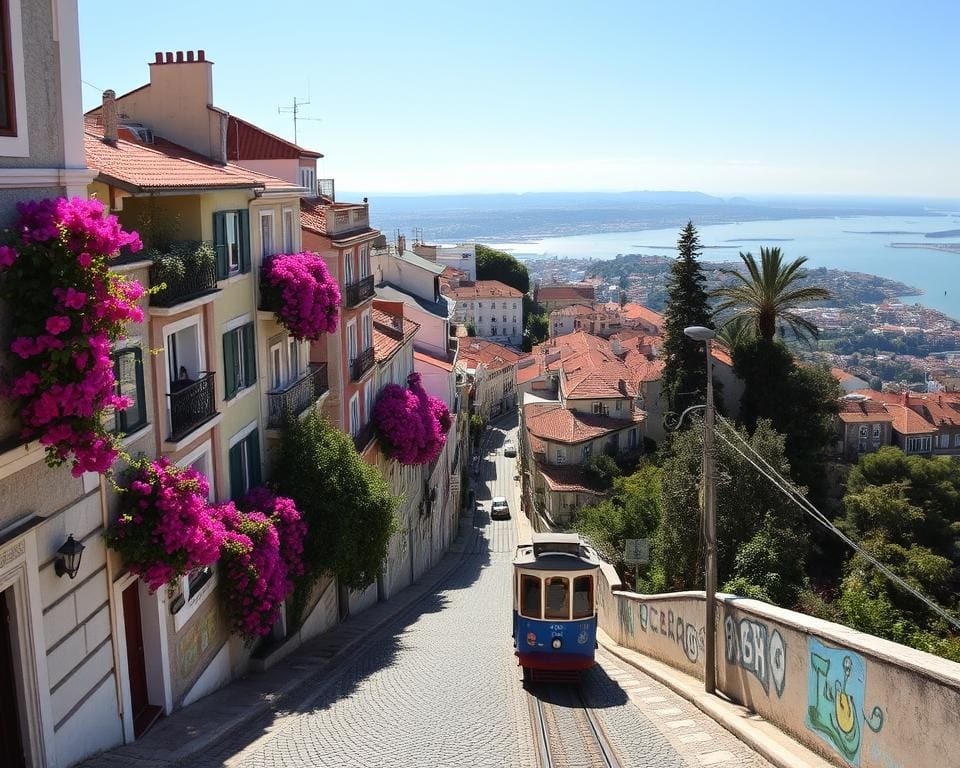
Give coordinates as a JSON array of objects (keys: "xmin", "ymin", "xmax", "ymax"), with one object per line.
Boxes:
[
  {"xmin": 261, "ymin": 252, "xmax": 340, "ymax": 341},
  {"xmin": 104, "ymin": 459, "xmax": 225, "ymax": 591},
  {"xmin": 373, "ymin": 372, "xmax": 452, "ymax": 465},
  {"xmin": 218, "ymin": 488, "xmax": 307, "ymax": 641},
  {"xmin": 0, "ymin": 197, "xmax": 144, "ymax": 475}
]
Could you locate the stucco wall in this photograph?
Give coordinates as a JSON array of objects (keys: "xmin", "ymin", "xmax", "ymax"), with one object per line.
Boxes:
[{"xmin": 598, "ymin": 571, "xmax": 960, "ymax": 768}]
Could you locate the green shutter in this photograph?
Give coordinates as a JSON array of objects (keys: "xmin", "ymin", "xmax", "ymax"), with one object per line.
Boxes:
[
  {"xmin": 213, "ymin": 212, "xmax": 228, "ymax": 280},
  {"xmin": 223, "ymin": 330, "xmax": 237, "ymax": 400},
  {"xmin": 242, "ymin": 324, "xmax": 257, "ymax": 389},
  {"xmin": 238, "ymin": 209, "xmax": 251, "ymax": 273},
  {"xmin": 229, "ymin": 443, "xmax": 244, "ymax": 500},
  {"xmin": 247, "ymin": 430, "xmax": 262, "ymax": 488}
]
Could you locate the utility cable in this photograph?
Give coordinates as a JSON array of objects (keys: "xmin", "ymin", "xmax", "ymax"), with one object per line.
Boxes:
[{"xmin": 711, "ymin": 415, "xmax": 960, "ymax": 633}]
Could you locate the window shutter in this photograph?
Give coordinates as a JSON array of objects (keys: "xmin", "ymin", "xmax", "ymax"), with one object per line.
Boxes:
[
  {"xmin": 213, "ymin": 212, "xmax": 228, "ymax": 280},
  {"xmin": 239, "ymin": 210, "xmax": 251, "ymax": 273},
  {"xmin": 247, "ymin": 430, "xmax": 262, "ymax": 488},
  {"xmin": 229, "ymin": 443, "xmax": 244, "ymax": 500},
  {"xmin": 223, "ymin": 330, "xmax": 237, "ymax": 400},
  {"xmin": 242, "ymin": 324, "xmax": 257, "ymax": 388}
]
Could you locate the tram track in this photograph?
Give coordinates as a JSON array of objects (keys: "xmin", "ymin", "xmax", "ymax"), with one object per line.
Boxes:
[{"xmin": 528, "ymin": 683, "xmax": 623, "ymax": 768}]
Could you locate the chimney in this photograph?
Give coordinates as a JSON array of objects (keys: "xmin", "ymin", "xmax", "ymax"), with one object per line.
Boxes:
[
  {"xmin": 101, "ymin": 90, "xmax": 118, "ymax": 144},
  {"xmin": 397, "ymin": 234, "xmax": 406, "ymax": 254},
  {"xmin": 145, "ymin": 50, "xmax": 216, "ymax": 157},
  {"xmin": 901, "ymin": 391, "xmax": 909, "ymax": 406}
]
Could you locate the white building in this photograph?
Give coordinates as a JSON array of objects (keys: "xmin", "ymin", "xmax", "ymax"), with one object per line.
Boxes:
[
  {"xmin": 412, "ymin": 242, "xmax": 477, "ymax": 281},
  {"xmin": 449, "ymin": 280, "xmax": 524, "ymax": 348}
]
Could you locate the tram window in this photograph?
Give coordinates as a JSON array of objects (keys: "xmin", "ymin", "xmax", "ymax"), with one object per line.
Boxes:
[
  {"xmin": 572, "ymin": 575, "xmax": 594, "ymax": 619},
  {"xmin": 521, "ymin": 575, "xmax": 542, "ymax": 618},
  {"xmin": 544, "ymin": 576, "xmax": 570, "ymax": 620}
]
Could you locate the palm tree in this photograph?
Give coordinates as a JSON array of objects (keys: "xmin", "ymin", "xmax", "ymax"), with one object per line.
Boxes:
[{"xmin": 713, "ymin": 247, "xmax": 830, "ymax": 343}]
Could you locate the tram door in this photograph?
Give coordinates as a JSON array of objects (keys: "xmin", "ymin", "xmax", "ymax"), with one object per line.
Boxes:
[{"xmin": 0, "ymin": 590, "xmax": 26, "ymax": 768}]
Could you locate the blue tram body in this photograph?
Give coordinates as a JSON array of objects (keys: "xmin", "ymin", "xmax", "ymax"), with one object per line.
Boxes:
[{"xmin": 512, "ymin": 533, "xmax": 600, "ymax": 674}]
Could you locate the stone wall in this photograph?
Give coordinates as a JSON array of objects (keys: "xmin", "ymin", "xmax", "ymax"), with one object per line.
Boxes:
[{"xmin": 597, "ymin": 567, "xmax": 960, "ymax": 768}]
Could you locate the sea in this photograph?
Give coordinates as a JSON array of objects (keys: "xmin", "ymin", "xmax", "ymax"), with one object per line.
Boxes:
[{"xmin": 484, "ymin": 214, "xmax": 960, "ymax": 320}]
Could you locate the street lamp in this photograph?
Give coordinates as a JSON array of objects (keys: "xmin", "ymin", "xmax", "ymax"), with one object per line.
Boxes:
[{"xmin": 684, "ymin": 325, "xmax": 717, "ymax": 695}]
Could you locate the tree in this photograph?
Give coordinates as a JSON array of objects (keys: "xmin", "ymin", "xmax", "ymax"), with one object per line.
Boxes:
[
  {"xmin": 274, "ymin": 412, "xmax": 398, "ymax": 624},
  {"xmin": 523, "ymin": 310, "xmax": 549, "ymax": 351},
  {"xmin": 661, "ymin": 222, "xmax": 713, "ymax": 412},
  {"xmin": 713, "ymin": 247, "xmax": 831, "ymax": 344},
  {"xmin": 475, "ymin": 244, "xmax": 529, "ymax": 294},
  {"xmin": 657, "ymin": 418, "xmax": 808, "ymax": 606}
]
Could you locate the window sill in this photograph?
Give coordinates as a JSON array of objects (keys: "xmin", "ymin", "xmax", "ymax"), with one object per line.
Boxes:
[
  {"xmin": 224, "ymin": 384, "xmax": 258, "ymax": 407},
  {"xmin": 118, "ymin": 423, "xmax": 153, "ymax": 447},
  {"xmin": 220, "ymin": 272, "xmax": 251, "ymax": 288},
  {"xmin": 173, "ymin": 570, "xmax": 218, "ymax": 632}
]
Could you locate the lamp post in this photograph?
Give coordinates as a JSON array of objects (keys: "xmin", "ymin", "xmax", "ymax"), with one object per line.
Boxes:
[{"xmin": 684, "ymin": 325, "xmax": 717, "ymax": 694}]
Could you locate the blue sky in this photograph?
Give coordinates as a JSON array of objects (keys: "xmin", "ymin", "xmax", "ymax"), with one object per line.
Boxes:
[{"xmin": 79, "ymin": 1, "xmax": 959, "ymax": 197}]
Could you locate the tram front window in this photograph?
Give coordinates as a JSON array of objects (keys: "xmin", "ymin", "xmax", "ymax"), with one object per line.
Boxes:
[
  {"xmin": 572, "ymin": 575, "xmax": 593, "ymax": 619},
  {"xmin": 544, "ymin": 576, "xmax": 570, "ymax": 620},
  {"xmin": 521, "ymin": 574, "xmax": 542, "ymax": 618}
]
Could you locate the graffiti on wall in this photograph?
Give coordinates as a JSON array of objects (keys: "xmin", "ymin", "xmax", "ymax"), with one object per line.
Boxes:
[
  {"xmin": 806, "ymin": 637, "xmax": 885, "ymax": 766},
  {"xmin": 618, "ymin": 599, "xmax": 705, "ymax": 664},
  {"xmin": 724, "ymin": 614, "xmax": 787, "ymax": 698}
]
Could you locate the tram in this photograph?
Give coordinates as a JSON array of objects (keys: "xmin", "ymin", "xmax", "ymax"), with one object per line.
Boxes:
[{"xmin": 512, "ymin": 533, "xmax": 600, "ymax": 679}]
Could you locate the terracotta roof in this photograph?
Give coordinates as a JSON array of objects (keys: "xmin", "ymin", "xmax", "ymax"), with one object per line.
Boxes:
[
  {"xmin": 450, "ymin": 280, "xmax": 523, "ymax": 299},
  {"xmin": 300, "ymin": 197, "xmax": 328, "ymax": 234},
  {"xmin": 524, "ymin": 402, "xmax": 641, "ymax": 445},
  {"xmin": 372, "ymin": 307, "xmax": 419, "ymax": 363},
  {"xmin": 226, "ymin": 113, "xmax": 322, "ymax": 161},
  {"xmin": 623, "ymin": 353, "xmax": 665, "ymax": 383},
  {"xmin": 517, "ymin": 362, "xmax": 544, "ymax": 385},
  {"xmin": 550, "ymin": 304, "xmax": 594, "ymax": 317},
  {"xmin": 537, "ymin": 284, "xmax": 595, "ymax": 302},
  {"xmin": 837, "ymin": 397, "xmax": 894, "ymax": 424},
  {"xmin": 562, "ymin": 362, "xmax": 637, "ymax": 399},
  {"xmin": 414, "ymin": 350, "xmax": 454, "ymax": 372},
  {"xmin": 606, "ymin": 302, "xmax": 664, "ymax": 328},
  {"xmin": 538, "ymin": 463, "xmax": 605, "ymax": 495},
  {"xmin": 831, "ymin": 367, "xmax": 860, "ymax": 383},
  {"xmin": 458, "ymin": 339, "xmax": 525, "ymax": 372},
  {"xmin": 528, "ymin": 433, "xmax": 545, "ymax": 455},
  {"xmin": 711, "ymin": 345, "xmax": 733, "ymax": 367}
]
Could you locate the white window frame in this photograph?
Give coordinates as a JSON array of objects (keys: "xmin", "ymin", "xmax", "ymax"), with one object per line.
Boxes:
[
  {"xmin": 359, "ymin": 245, "xmax": 370, "ymax": 278},
  {"xmin": 0, "ymin": 0, "xmax": 28, "ymax": 157},
  {"xmin": 173, "ymin": 440, "xmax": 216, "ymax": 631},
  {"xmin": 349, "ymin": 393, "xmax": 360, "ymax": 436},
  {"xmin": 288, "ymin": 337, "xmax": 300, "ymax": 381},
  {"xmin": 259, "ymin": 209, "xmax": 275, "ymax": 259},
  {"xmin": 344, "ymin": 249, "xmax": 354, "ymax": 286},
  {"xmin": 556, "ymin": 447, "xmax": 566, "ymax": 465},
  {"xmin": 362, "ymin": 310, "xmax": 373, "ymax": 352},
  {"xmin": 281, "ymin": 207, "xmax": 295, "ymax": 253},
  {"xmin": 872, "ymin": 424, "xmax": 882, "ymax": 440},
  {"xmin": 364, "ymin": 382, "xmax": 375, "ymax": 425},
  {"xmin": 163, "ymin": 315, "xmax": 205, "ymax": 397},
  {"xmin": 906, "ymin": 436, "xmax": 931, "ymax": 453},
  {"xmin": 269, "ymin": 341, "xmax": 283, "ymax": 390},
  {"xmin": 347, "ymin": 319, "xmax": 357, "ymax": 363},
  {"xmin": 954, "ymin": 432, "xmax": 960, "ymax": 448},
  {"xmin": 299, "ymin": 166, "xmax": 315, "ymax": 194},
  {"xmin": 859, "ymin": 425, "xmax": 868, "ymax": 439}
]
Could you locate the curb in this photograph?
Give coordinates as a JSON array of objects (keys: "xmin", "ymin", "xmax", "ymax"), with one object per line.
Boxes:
[{"xmin": 597, "ymin": 634, "xmax": 836, "ymax": 768}]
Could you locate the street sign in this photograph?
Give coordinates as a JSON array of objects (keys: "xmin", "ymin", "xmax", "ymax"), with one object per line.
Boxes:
[{"xmin": 624, "ymin": 538, "xmax": 649, "ymax": 565}]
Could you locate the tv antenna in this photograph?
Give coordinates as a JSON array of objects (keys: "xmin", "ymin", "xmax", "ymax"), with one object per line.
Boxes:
[{"xmin": 278, "ymin": 95, "xmax": 322, "ymax": 145}]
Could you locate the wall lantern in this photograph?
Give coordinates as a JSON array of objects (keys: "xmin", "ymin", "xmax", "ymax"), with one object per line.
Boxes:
[{"xmin": 54, "ymin": 535, "xmax": 85, "ymax": 579}]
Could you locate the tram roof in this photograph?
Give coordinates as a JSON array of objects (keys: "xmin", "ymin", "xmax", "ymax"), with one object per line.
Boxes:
[{"xmin": 513, "ymin": 534, "xmax": 601, "ymax": 570}]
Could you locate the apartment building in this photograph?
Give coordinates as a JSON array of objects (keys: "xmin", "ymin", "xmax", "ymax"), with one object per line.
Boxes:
[
  {"xmin": 457, "ymin": 339, "xmax": 524, "ymax": 420},
  {"xmin": 412, "ymin": 241, "xmax": 477, "ymax": 281},
  {"xmin": 448, "ymin": 279, "xmax": 524, "ymax": 347},
  {"xmin": 534, "ymin": 282, "xmax": 595, "ymax": 312}
]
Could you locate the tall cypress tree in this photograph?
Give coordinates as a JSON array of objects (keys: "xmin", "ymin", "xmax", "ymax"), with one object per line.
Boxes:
[{"xmin": 661, "ymin": 221, "xmax": 713, "ymax": 412}]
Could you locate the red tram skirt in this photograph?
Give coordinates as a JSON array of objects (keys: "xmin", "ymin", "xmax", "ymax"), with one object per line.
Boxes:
[{"xmin": 516, "ymin": 652, "xmax": 595, "ymax": 671}]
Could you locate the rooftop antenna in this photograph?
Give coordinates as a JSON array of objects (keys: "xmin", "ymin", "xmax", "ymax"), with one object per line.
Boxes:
[{"xmin": 278, "ymin": 91, "xmax": 322, "ymax": 146}]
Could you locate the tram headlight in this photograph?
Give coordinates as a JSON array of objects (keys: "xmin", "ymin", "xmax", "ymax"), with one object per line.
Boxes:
[
  {"xmin": 551, "ymin": 637, "xmax": 562, "ymax": 650},
  {"xmin": 526, "ymin": 632, "xmax": 537, "ymax": 647}
]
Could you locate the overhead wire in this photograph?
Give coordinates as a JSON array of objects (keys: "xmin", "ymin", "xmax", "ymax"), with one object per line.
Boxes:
[{"xmin": 709, "ymin": 414, "xmax": 960, "ymax": 634}]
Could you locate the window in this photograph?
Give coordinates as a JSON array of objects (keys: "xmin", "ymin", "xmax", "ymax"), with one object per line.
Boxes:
[
  {"xmin": 282, "ymin": 208, "xmax": 295, "ymax": 253},
  {"xmin": 0, "ymin": 0, "xmax": 25, "ymax": 149},
  {"xmin": 872, "ymin": 424, "xmax": 882, "ymax": 440},
  {"xmin": 288, "ymin": 337, "xmax": 300, "ymax": 381},
  {"xmin": 572, "ymin": 576, "xmax": 594, "ymax": 619},
  {"xmin": 184, "ymin": 565, "xmax": 213, "ymax": 601},
  {"xmin": 223, "ymin": 322, "xmax": 256, "ymax": 400},
  {"xmin": 229, "ymin": 427, "xmax": 261, "ymax": 500},
  {"xmin": 477, "ymin": 302, "xmax": 483, "ymax": 308},
  {"xmin": 521, "ymin": 575, "xmax": 542, "ymax": 619},
  {"xmin": 859, "ymin": 425, "xmax": 868, "ymax": 439},
  {"xmin": 906, "ymin": 436, "xmax": 932, "ymax": 453},
  {"xmin": 502, "ymin": 302, "xmax": 507, "ymax": 309},
  {"xmin": 213, "ymin": 210, "xmax": 250, "ymax": 278},
  {"xmin": 502, "ymin": 315, "xmax": 507, "ymax": 323},
  {"xmin": 582, "ymin": 443, "xmax": 592, "ymax": 461},
  {"xmin": 955, "ymin": 433, "xmax": 960, "ymax": 448},
  {"xmin": 111, "ymin": 347, "xmax": 147, "ymax": 434},
  {"xmin": 364, "ymin": 383, "xmax": 375, "ymax": 424},
  {"xmin": 269, "ymin": 342, "xmax": 283, "ymax": 390},
  {"xmin": 362, "ymin": 311, "xmax": 373, "ymax": 352},
  {"xmin": 556, "ymin": 447, "xmax": 566, "ymax": 465},
  {"xmin": 492, "ymin": 327, "xmax": 497, "ymax": 335},
  {"xmin": 544, "ymin": 576, "xmax": 569, "ymax": 620},
  {"xmin": 940, "ymin": 433, "xmax": 951, "ymax": 449},
  {"xmin": 615, "ymin": 400, "xmax": 622, "ymax": 412},
  {"xmin": 347, "ymin": 321, "xmax": 357, "ymax": 363},
  {"xmin": 299, "ymin": 166, "xmax": 316, "ymax": 194},
  {"xmin": 344, "ymin": 250, "xmax": 354, "ymax": 286},
  {"xmin": 260, "ymin": 211, "xmax": 275, "ymax": 258},
  {"xmin": 359, "ymin": 245, "xmax": 370, "ymax": 278},
  {"xmin": 349, "ymin": 394, "xmax": 360, "ymax": 436}
]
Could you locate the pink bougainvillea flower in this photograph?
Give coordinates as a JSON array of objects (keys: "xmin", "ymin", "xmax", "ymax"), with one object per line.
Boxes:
[
  {"xmin": 261, "ymin": 252, "xmax": 341, "ymax": 340},
  {"xmin": 45, "ymin": 316, "xmax": 71, "ymax": 335},
  {"xmin": 0, "ymin": 244, "xmax": 17, "ymax": 269},
  {"xmin": 373, "ymin": 372, "xmax": 452, "ymax": 465}
]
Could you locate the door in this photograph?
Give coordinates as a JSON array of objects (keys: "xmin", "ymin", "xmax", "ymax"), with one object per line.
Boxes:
[
  {"xmin": 0, "ymin": 590, "xmax": 26, "ymax": 768},
  {"xmin": 122, "ymin": 582, "xmax": 150, "ymax": 736}
]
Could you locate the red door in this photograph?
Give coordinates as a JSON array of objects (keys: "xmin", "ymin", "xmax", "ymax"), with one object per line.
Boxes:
[
  {"xmin": 0, "ymin": 590, "xmax": 26, "ymax": 768},
  {"xmin": 122, "ymin": 582, "xmax": 150, "ymax": 736}
]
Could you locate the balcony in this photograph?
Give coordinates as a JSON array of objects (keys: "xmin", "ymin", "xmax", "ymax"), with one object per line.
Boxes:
[
  {"xmin": 266, "ymin": 363, "xmax": 329, "ymax": 428},
  {"xmin": 167, "ymin": 372, "xmax": 217, "ymax": 442},
  {"xmin": 350, "ymin": 346, "xmax": 375, "ymax": 381},
  {"xmin": 344, "ymin": 274, "xmax": 375, "ymax": 307},
  {"xmin": 326, "ymin": 204, "xmax": 370, "ymax": 238},
  {"xmin": 149, "ymin": 243, "xmax": 219, "ymax": 308},
  {"xmin": 353, "ymin": 421, "xmax": 375, "ymax": 452}
]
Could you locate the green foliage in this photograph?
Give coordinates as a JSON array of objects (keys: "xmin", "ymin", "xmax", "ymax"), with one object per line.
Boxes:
[
  {"xmin": 476, "ymin": 244, "xmax": 530, "ymax": 294},
  {"xmin": 732, "ymin": 338, "xmax": 841, "ymax": 504},
  {"xmin": 524, "ymin": 310, "xmax": 549, "ymax": 351},
  {"xmin": 274, "ymin": 412, "xmax": 399, "ymax": 623},
  {"xmin": 469, "ymin": 412, "xmax": 486, "ymax": 440},
  {"xmin": 582, "ymin": 455, "xmax": 622, "ymax": 490},
  {"xmin": 574, "ymin": 465, "xmax": 661, "ymax": 571},
  {"xmin": 661, "ymin": 222, "xmax": 712, "ymax": 412},
  {"xmin": 149, "ymin": 241, "xmax": 216, "ymax": 283},
  {"xmin": 657, "ymin": 419, "xmax": 809, "ymax": 606},
  {"xmin": 466, "ymin": 321, "xmax": 477, "ymax": 337}
]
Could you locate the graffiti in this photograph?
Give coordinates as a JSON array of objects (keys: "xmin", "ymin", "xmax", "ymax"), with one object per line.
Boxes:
[
  {"xmin": 617, "ymin": 598, "xmax": 635, "ymax": 635},
  {"xmin": 618, "ymin": 600, "xmax": 704, "ymax": 663},
  {"xmin": 806, "ymin": 637, "xmax": 885, "ymax": 767},
  {"xmin": 724, "ymin": 615, "xmax": 787, "ymax": 698},
  {"xmin": 639, "ymin": 603, "xmax": 648, "ymax": 631}
]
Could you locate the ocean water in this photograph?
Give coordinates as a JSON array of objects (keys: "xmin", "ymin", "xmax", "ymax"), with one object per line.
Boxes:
[{"xmin": 485, "ymin": 214, "xmax": 960, "ymax": 319}]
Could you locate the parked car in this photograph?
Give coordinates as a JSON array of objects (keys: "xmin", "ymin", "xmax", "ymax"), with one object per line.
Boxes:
[
  {"xmin": 503, "ymin": 439, "xmax": 517, "ymax": 457},
  {"xmin": 491, "ymin": 496, "xmax": 510, "ymax": 519}
]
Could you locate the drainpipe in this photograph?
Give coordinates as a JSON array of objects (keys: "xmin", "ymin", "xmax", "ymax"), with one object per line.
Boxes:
[{"xmin": 100, "ymin": 475, "xmax": 126, "ymax": 729}]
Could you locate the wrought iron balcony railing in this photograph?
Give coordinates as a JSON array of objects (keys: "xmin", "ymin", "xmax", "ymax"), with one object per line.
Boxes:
[
  {"xmin": 266, "ymin": 363, "xmax": 329, "ymax": 428},
  {"xmin": 344, "ymin": 274, "xmax": 375, "ymax": 307},
  {"xmin": 353, "ymin": 421, "xmax": 375, "ymax": 452},
  {"xmin": 167, "ymin": 372, "xmax": 217, "ymax": 441},
  {"xmin": 350, "ymin": 346, "xmax": 375, "ymax": 381},
  {"xmin": 149, "ymin": 244, "xmax": 218, "ymax": 308}
]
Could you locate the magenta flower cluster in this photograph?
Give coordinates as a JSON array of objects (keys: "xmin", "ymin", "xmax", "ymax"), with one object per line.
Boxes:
[
  {"xmin": 105, "ymin": 459, "xmax": 226, "ymax": 591},
  {"xmin": 261, "ymin": 252, "xmax": 341, "ymax": 341},
  {"xmin": 218, "ymin": 489, "xmax": 307, "ymax": 640},
  {"xmin": 373, "ymin": 372, "xmax": 452, "ymax": 465},
  {"xmin": 0, "ymin": 197, "xmax": 144, "ymax": 476}
]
